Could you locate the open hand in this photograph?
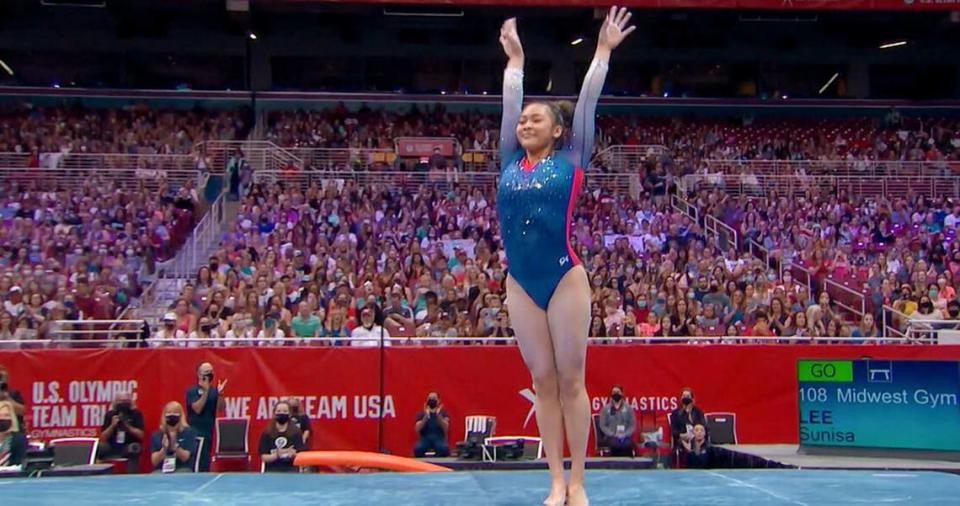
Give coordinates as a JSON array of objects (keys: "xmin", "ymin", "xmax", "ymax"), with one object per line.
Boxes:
[
  {"xmin": 499, "ymin": 18, "xmax": 524, "ymax": 61},
  {"xmin": 598, "ymin": 6, "xmax": 636, "ymax": 52}
]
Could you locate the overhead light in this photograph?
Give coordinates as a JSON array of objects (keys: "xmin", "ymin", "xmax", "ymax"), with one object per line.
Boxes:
[
  {"xmin": 819, "ymin": 72, "xmax": 839, "ymax": 95},
  {"xmin": 879, "ymin": 40, "xmax": 907, "ymax": 49},
  {"xmin": 571, "ymin": 38, "xmax": 584, "ymax": 46},
  {"xmin": 781, "ymin": 94, "xmax": 788, "ymax": 99},
  {"xmin": 440, "ymin": 90, "xmax": 446, "ymax": 95},
  {"xmin": 0, "ymin": 60, "xmax": 12, "ymax": 76},
  {"xmin": 248, "ymin": 32, "xmax": 258, "ymax": 40}
]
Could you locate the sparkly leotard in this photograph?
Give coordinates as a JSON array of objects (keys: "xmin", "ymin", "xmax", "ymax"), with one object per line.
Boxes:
[{"xmin": 497, "ymin": 60, "xmax": 608, "ymax": 309}]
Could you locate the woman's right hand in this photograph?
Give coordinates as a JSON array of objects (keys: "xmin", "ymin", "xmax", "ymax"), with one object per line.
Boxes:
[{"xmin": 499, "ymin": 18, "xmax": 524, "ymax": 62}]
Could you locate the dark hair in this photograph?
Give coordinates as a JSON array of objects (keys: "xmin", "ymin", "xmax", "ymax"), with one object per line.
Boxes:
[{"xmin": 611, "ymin": 384, "xmax": 624, "ymax": 393}]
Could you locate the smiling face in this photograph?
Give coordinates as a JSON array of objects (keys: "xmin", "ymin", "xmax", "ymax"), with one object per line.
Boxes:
[{"xmin": 516, "ymin": 103, "xmax": 562, "ymax": 153}]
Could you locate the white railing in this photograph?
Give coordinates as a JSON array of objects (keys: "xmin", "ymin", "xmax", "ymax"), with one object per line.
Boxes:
[
  {"xmin": 591, "ymin": 144, "xmax": 671, "ymax": 172},
  {"xmin": 160, "ymin": 192, "xmax": 225, "ymax": 278},
  {"xmin": 248, "ymin": 170, "xmax": 637, "ymax": 195},
  {"xmin": 824, "ymin": 277, "xmax": 867, "ymax": 321},
  {"xmin": 704, "ymin": 214, "xmax": 739, "ymax": 251},
  {"xmin": 781, "ymin": 262, "xmax": 814, "ymax": 296},
  {"xmin": 681, "ymin": 173, "xmax": 960, "ymax": 199},
  {"xmin": 0, "ymin": 334, "xmax": 937, "ymax": 349},
  {"xmin": 882, "ymin": 305, "xmax": 960, "ymax": 343},
  {"xmin": 670, "ymin": 194, "xmax": 700, "ymax": 223},
  {"xmin": 0, "ymin": 165, "xmax": 199, "ymax": 192},
  {"xmin": 701, "ymin": 159, "xmax": 959, "ymax": 178}
]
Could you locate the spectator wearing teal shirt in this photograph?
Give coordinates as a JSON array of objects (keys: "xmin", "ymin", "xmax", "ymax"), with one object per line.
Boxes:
[{"xmin": 290, "ymin": 302, "xmax": 324, "ymax": 342}]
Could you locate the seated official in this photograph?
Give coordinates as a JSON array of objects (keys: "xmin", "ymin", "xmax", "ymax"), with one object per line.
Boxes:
[
  {"xmin": 599, "ymin": 384, "xmax": 637, "ymax": 457},
  {"xmin": 413, "ymin": 392, "xmax": 450, "ymax": 457},
  {"xmin": 259, "ymin": 401, "xmax": 305, "ymax": 472},
  {"xmin": 0, "ymin": 400, "xmax": 26, "ymax": 466},
  {"xmin": 684, "ymin": 424, "xmax": 712, "ymax": 469},
  {"xmin": 669, "ymin": 387, "xmax": 707, "ymax": 450},
  {"xmin": 98, "ymin": 391, "xmax": 146, "ymax": 473},
  {"xmin": 149, "ymin": 401, "xmax": 199, "ymax": 473}
]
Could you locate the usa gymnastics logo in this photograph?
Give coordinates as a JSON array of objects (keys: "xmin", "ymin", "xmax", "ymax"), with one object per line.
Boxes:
[{"xmin": 559, "ymin": 256, "xmax": 570, "ymax": 266}]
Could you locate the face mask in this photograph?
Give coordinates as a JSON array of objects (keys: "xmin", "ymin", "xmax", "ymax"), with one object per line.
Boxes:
[
  {"xmin": 611, "ymin": 393, "xmax": 623, "ymax": 403},
  {"xmin": 427, "ymin": 399, "xmax": 439, "ymax": 409},
  {"xmin": 930, "ymin": 289, "xmax": 939, "ymax": 298},
  {"xmin": 682, "ymin": 397, "xmax": 693, "ymax": 406},
  {"xmin": 637, "ymin": 300, "xmax": 647, "ymax": 308},
  {"xmin": 165, "ymin": 415, "xmax": 181, "ymax": 427},
  {"xmin": 0, "ymin": 420, "xmax": 11, "ymax": 432},
  {"xmin": 210, "ymin": 263, "xmax": 219, "ymax": 271},
  {"xmin": 275, "ymin": 414, "xmax": 290, "ymax": 425},
  {"xmin": 290, "ymin": 406, "xmax": 300, "ymax": 415}
]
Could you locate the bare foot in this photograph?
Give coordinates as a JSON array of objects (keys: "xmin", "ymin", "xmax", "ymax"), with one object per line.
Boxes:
[
  {"xmin": 542, "ymin": 481, "xmax": 567, "ymax": 506},
  {"xmin": 567, "ymin": 483, "xmax": 588, "ymax": 506}
]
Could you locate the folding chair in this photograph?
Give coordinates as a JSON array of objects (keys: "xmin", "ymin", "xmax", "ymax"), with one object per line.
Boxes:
[
  {"xmin": 705, "ymin": 412, "xmax": 738, "ymax": 445},
  {"xmin": 50, "ymin": 437, "xmax": 98, "ymax": 467},
  {"xmin": 194, "ymin": 436, "xmax": 205, "ymax": 473},
  {"xmin": 213, "ymin": 418, "xmax": 250, "ymax": 471},
  {"xmin": 591, "ymin": 413, "xmax": 610, "ymax": 457}
]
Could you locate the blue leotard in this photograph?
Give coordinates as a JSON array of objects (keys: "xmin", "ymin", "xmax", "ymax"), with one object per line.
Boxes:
[{"xmin": 496, "ymin": 59, "xmax": 608, "ymax": 310}]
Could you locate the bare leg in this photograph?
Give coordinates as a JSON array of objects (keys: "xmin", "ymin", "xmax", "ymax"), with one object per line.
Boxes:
[
  {"xmin": 506, "ymin": 275, "xmax": 566, "ymax": 505},
  {"xmin": 546, "ymin": 266, "xmax": 592, "ymax": 506}
]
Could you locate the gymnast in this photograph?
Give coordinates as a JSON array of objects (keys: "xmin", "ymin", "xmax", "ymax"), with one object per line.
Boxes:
[{"xmin": 496, "ymin": 7, "xmax": 635, "ymax": 506}]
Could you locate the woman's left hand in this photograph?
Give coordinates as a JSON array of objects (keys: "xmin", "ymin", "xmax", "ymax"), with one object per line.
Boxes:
[{"xmin": 598, "ymin": 6, "xmax": 636, "ymax": 51}]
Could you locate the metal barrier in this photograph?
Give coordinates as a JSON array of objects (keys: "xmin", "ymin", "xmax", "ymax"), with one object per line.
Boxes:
[
  {"xmin": 248, "ymin": 170, "xmax": 638, "ymax": 196},
  {"xmin": 159, "ymin": 192, "xmax": 226, "ymax": 278},
  {"xmin": 824, "ymin": 277, "xmax": 867, "ymax": 322},
  {"xmin": 701, "ymin": 159, "xmax": 959, "ymax": 178},
  {"xmin": 670, "ymin": 194, "xmax": 700, "ymax": 223},
  {"xmin": 882, "ymin": 304, "xmax": 960, "ymax": 343},
  {"xmin": 781, "ymin": 262, "xmax": 814, "ymax": 296},
  {"xmin": 681, "ymin": 173, "xmax": 960, "ymax": 199},
  {"xmin": 748, "ymin": 239, "xmax": 774, "ymax": 270},
  {"xmin": 591, "ymin": 144, "xmax": 671, "ymax": 172},
  {"xmin": 704, "ymin": 215, "xmax": 739, "ymax": 251},
  {"xmin": 0, "ymin": 333, "xmax": 935, "ymax": 348},
  {"xmin": 0, "ymin": 165, "xmax": 199, "ymax": 192}
]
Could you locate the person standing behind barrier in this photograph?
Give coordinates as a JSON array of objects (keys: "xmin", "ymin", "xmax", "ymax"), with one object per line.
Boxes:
[
  {"xmin": 0, "ymin": 364, "xmax": 25, "ymax": 430},
  {"xmin": 149, "ymin": 401, "xmax": 198, "ymax": 473},
  {"xmin": 287, "ymin": 397, "xmax": 312, "ymax": 449},
  {"xmin": 669, "ymin": 387, "xmax": 707, "ymax": 450},
  {"xmin": 259, "ymin": 401, "xmax": 305, "ymax": 473},
  {"xmin": 413, "ymin": 392, "xmax": 450, "ymax": 457},
  {"xmin": 0, "ymin": 400, "xmax": 26, "ymax": 467},
  {"xmin": 186, "ymin": 362, "xmax": 226, "ymax": 472}
]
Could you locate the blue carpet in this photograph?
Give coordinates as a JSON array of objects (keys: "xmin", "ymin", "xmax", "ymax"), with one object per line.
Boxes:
[{"xmin": 0, "ymin": 469, "xmax": 955, "ymax": 505}]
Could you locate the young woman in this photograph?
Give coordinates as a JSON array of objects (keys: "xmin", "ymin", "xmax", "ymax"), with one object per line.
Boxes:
[{"xmin": 497, "ymin": 9, "xmax": 634, "ymax": 506}]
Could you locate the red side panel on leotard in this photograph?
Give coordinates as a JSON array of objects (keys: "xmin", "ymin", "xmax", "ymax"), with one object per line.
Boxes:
[{"xmin": 565, "ymin": 166, "xmax": 584, "ymax": 266}]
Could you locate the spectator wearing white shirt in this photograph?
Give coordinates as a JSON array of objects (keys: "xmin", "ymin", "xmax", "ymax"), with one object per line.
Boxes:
[
  {"xmin": 257, "ymin": 312, "xmax": 286, "ymax": 346},
  {"xmin": 152, "ymin": 312, "xmax": 187, "ymax": 347},
  {"xmin": 187, "ymin": 317, "xmax": 220, "ymax": 348},
  {"xmin": 223, "ymin": 317, "xmax": 254, "ymax": 346},
  {"xmin": 351, "ymin": 303, "xmax": 391, "ymax": 347},
  {"xmin": 3, "ymin": 287, "xmax": 24, "ymax": 319}
]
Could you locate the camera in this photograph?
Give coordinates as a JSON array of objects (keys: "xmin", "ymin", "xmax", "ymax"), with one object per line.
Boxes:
[{"xmin": 0, "ymin": 382, "xmax": 7, "ymax": 392}]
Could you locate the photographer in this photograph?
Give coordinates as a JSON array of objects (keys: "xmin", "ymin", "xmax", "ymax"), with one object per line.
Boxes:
[
  {"xmin": 98, "ymin": 391, "xmax": 146, "ymax": 473},
  {"xmin": 598, "ymin": 384, "xmax": 637, "ymax": 457},
  {"xmin": 0, "ymin": 364, "xmax": 25, "ymax": 430},
  {"xmin": 413, "ymin": 392, "xmax": 450, "ymax": 457},
  {"xmin": 186, "ymin": 362, "xmax": 227, "ymax": 472}
]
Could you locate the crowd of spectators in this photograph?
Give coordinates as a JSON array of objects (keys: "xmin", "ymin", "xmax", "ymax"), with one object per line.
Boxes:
[
  {"xmin": 1, "ymin": 104, "xmax": 959, "ymax": 348},
  {"xmin": 0, "ymin": 104, "xmax": 248, "ymax": 157},
  {"xmin": 0, "ymin": 175, "xmax": 202, "ymax": 345}
]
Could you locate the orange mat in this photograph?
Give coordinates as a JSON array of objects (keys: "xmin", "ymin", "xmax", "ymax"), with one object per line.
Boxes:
[{"xmin": 293, "ymin": 451, "xmax": 452, "ymax": 473}]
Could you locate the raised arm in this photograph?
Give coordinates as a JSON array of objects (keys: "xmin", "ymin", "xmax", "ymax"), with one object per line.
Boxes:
[
  {"xmin": 568, "ymin": 6, "xmax": 635, "ymax": 169},
  {"xmin": 499, "ymin": 18, "xmax": 524, "ymax": 163}
]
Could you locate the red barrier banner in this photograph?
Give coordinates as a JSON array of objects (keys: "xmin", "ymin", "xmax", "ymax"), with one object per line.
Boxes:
[
  {"xmin": 2, "ymin": 345, "xmax": 959, "ymax": 470},
  {"xmin": 314, "ymin": 0, "xmax": 960, "ymax": 11}
]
